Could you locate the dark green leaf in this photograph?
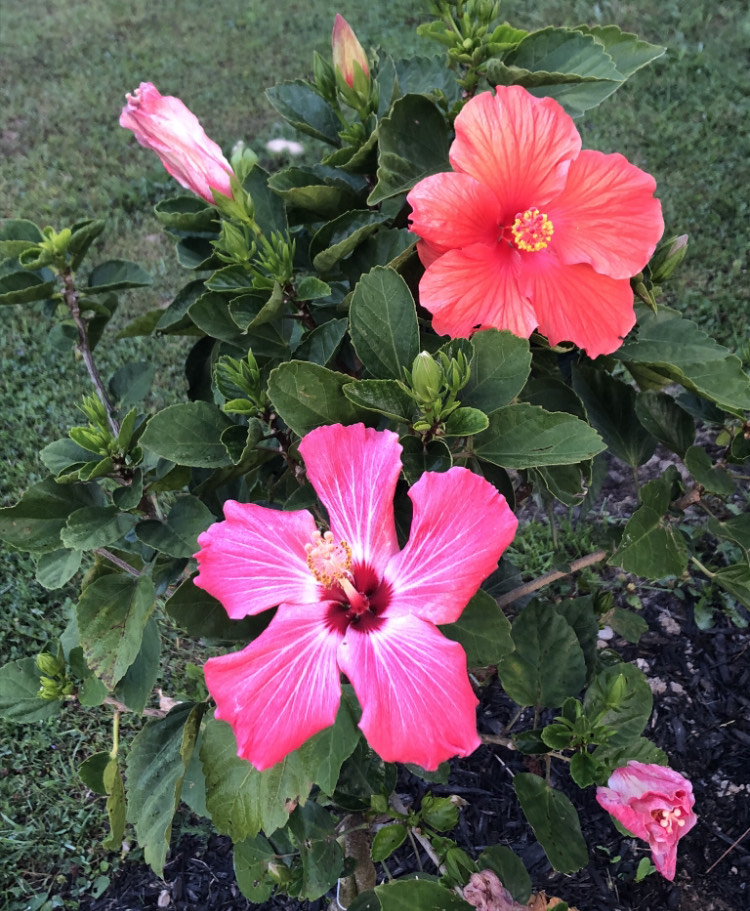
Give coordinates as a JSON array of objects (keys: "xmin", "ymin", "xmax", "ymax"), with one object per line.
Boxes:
[
  {"xmin": 109, "ymin": 362, "xmax": 156, "ymax": 407},
  {"xmin": 266, "ymin": 81, "xmax": 341, "ymax": 145},
  {"xmin": 578, "ymin": 25, "xmax": 665, "ymax": 78},
  {"xmin": 79, "ymin": 751, "xmax": 112, "ymax": 795},
  {"xmin": 634, "ymin": 390, "xmax": 694, "ymax": 458},
  {"xmin": 0, "ymin": 657, "xmax": 61, "ymax": 722},
  {"xmin": 461, "ymin": 330, "xmax": 531, "ymax": 414},
  {"xmin": 135, "ymin": 496, "xmax": 214, "ymax": 558},
  {"xmin": 343, "ymin": 379, "xmax": 415, "ymax": 423},
  {"xmin": 441, "ymin": 589, "xmax": 513, "ymax": 666},
  {"xmin": 442, "ymin": 407, "xmax": 488, "ymax": 437},
  {"xmin": 514, "ymin": 773, "xmax": 588, "ymax": 873},
  {"xmin": 713, "ymin": 564, "xmax": 750, "ymax": 609},
  {"xmin": 311, "ymin": 210, "xmax": 389, "ymax": 273},
  {"xmin": 372, "ymin": 879, "xmax": 471, "ymax": 911},
  {"xmin": 398, "ymin": 436, "xmax": 452, "ymax": 485},
  {"xmin": 267, "ymin": 361, "xmax": 367, "ymax": 436},
  {"xmin": 0, "ymin": 270, "xmax": 56, "ymax": 305},
  {"xmin": 102, "ymin": 759, "xmax": 126, "ymax": 850},
  {"xmin": 140, "ymin": 402, "xmax": 234, "ymax": 468},
  {"xmin": 165, "ymin": 576, "xmax": 273, "ymax": 642},
  {"xmin": 288, "ymin": 802, "xmax": 344, "ymax": 900},
  {"xmin": 0, "ymin": 217, "xmax": 44, "ymax": 257},
  {"xmin": 35, "ymin": 548, "xmax": 82, "ymax": 590},
  {"xmin": 154, "ymin": 196, "xmax": 217, "ymax": 233},
  {"xmin": 371, "ymin": 824, "xmax": 408, "ymax": 862},
  {"xmin": 295, "ymin": 318, "xmax": 348, "ymax": 366},
  {"xmin": 610, "ymin": 505, "xmax": 688, "ymax": 578},
  {"xmin": 584, "ymin": 663, "xmax": 653, "ymax": 746},
  {"xmin": 233, "ymin": 835, "xmax": 276, "ymax": 904},
  {"xmin": 114, "ymin": 616, "xmax": 161, "ymax": 714},
  {"xmin": 477, "ymin": 845, "xmax": 532, "ymax": 902},
  {"xmin": 685, "ymin": 445, "xmax": 735, "ymax": 495},
  {"xmin": 87, "ymin": 259, "xmax": 152, "ymax": 293},
  {"xmin": 61, "ymin": 506, "xmax": 138, "ymax": 551}
]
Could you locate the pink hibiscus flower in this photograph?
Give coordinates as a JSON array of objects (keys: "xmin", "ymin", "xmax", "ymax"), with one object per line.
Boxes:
[
  {"xmin": 596, "ymin": 760, "xmax": 697, "ymax": 880},
  {"xmin": 194, "ymin": 423, "xmax": 517, "ymax": 771},
  {"xmin": 407, "ymin": 85, "xmax": 665, "ymax": 359},
  {"xmin": 120, "ymin": 82, "xmax": 233, "ymax": 204}
]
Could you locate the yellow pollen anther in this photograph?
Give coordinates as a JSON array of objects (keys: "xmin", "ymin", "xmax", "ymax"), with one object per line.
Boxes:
[
  {"xmin": 511, "ymin": 207, "xmax": 554, "ymax": 252},
  {"xmin": 652, "ymin": 807, "xmax": 686, "ymax": 832},
  {"xmin": 305, "ymin": 530, "xmax": 352, "ymax": 587}
]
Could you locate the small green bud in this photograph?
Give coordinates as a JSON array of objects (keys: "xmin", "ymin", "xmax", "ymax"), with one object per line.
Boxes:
[
  {"xmin": 38, "ymin": 676, "xmax": 62, "ymax": 700},
  {"xmin": 411, "ymin": 351, "xmax": 444, "ymax": 403},
  {"xmin": 36, "ymin": 652, "xmax": 64, "ymax": 677},
  {"xmin": 649, "ymin": 233, "xmax": 688, "ymax": 284},
  {"xmin": 267, "ymin": 861, "xmax": 291, "ymax": 885}
]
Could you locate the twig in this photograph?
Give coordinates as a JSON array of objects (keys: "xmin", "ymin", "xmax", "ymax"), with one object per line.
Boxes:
[
  {"xmin": 410, "ymin": 828, "xmax": 445, "ymax": 874},
  {"xmin": 480, "ymin": 732, "xmax": 516, "ymax": 750},
  {"xmin": 705, "ymin": 826, "xmax": 750, "ymax": 874},
  {"xmin": 103, "ymin": 696, "xmax": 166, "ymax": 718},
  {"xmin": 496, "ymin": 549, "xmax": 609, "ymax": 608},
  {"xmin": 672, "ymin": 486, "xmax": 701, "ymax": 511},
  {"xmin": 95, "ymin": 548, "xmax": 143, "ymax": 577},
  {"xmin": 61, "ymin": 267, "xmax": 119, "ymax": 437}
]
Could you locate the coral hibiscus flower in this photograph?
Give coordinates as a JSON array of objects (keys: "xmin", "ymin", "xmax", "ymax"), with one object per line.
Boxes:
[
  {"xmin": 194, "ymin": 423, "xmax": 517, "ymax": 771},
  {"xmin": 596, "ymin": 760, "xmax": 697, "ymax": 880},
  {"xmin": 407, "ymin": 86, "xmax": 664, "ymax": 358}
]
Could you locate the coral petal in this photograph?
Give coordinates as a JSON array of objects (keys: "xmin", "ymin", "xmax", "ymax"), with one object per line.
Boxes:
[
  {"xmin": 338, "ymin": 615, "xmax": 480, "ymax": 769},
  {"xmin": 385, "ymin": 467, "xmax": 517, "ymax": 624},
  {"xmin": 420, "ymin": 244, "xmax": 536, "ymax": 339},
  {"xmin": 523, "ymin": 256, "xmax": 637, "ymax": 358},
  {"xmin": 450, "ymin": 86, "xmax": 580, "ymax": 213},
  {"xmin": 204, "ymin": 603, "xmax": 344, "ymax": 770},
  {"xmin": 547, "ymin": 150, "xmax": 664, "ymax": 278},
  {"xmin": 299, "ymin": 424, "xmax": 401, "ymax": 569},
  {"xmin": 194, "ymin": 501, "xmax": 319, "ymax": 618}
]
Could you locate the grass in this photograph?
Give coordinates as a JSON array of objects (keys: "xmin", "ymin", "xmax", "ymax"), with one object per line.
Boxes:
[{"xmin": 1, "ymin": 0, "xmax": 749, "ymax": 904}]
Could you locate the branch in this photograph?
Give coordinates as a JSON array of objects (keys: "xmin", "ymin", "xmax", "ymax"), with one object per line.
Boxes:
[
  {"xmin": 496, "ymin": 549, "xmax": 609, "ymax": 609},
  {"xmin": 61, "ymin": 267, "xmax": 119, "ymax": 437},
  {"xmin": 95, "ymin": 548, "xmax": 143, "ymax": 577}
]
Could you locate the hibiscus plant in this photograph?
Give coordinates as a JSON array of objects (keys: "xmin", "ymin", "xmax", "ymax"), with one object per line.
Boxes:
[{"xmin": 0, "ymin": 1, "xmax": 747, "ymax": 908}]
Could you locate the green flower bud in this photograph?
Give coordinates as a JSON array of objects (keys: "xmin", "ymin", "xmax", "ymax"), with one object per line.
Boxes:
[
  {"xmin": 36, "ymin": 651, "xmax": 64, "ymax": 677},
  {"xmin": 649, "ymin": 234, "xmax": 688, "ymax": 284},
  {"xmin": 411, "ymin": 351, "xmax": 444, "ymax": 403}
]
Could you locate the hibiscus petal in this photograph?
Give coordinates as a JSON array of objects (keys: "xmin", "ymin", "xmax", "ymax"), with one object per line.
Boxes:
[
  {"xmin": 547, "ymin": 150, "xmax": 664, "ymax": 279},
  {"xmin": 450, "ymin": 86, "xmax": 581, "ymax": 214},
  {"xmin": 608, "ymin": 762, "xmax": 695, "ymax": 802},
  {"xmin": 194, "ymin": 501, "xmax": 319, "ymax": 618},
  {"xmin": 522, "ymin": 254, "xmax": 636, "ymax": 358},
  {"xmin": 595, "ymin": 785, "xmax": 651, "ymax": 841},
  {"xmin": 384, "ymin": 467, "xmax": 517, "ymax": 624},
  {"xmin": 299, "ymin": 424, "xmax": 401, "ymax": 569},
  {"xmin": 419, "ymin": 243, "xmax": 537, "ymax": 339},
  {"xmin": 204, "ymin": 603, "xmax": 344, "ymax": 770},
  {"xmin": 337, "ymin": 614, "xmax": 480, "ymax": 769},
  {"xmin": 407, "ymin": 171, "xmax": 502, "ymax": 253}
]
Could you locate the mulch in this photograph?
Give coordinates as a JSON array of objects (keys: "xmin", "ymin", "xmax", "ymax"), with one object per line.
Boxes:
[{"xmin": 78, "ymin": 582, "xmax": 750, "ymax": 911}]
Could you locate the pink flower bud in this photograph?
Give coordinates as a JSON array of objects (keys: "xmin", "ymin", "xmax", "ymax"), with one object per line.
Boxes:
[
  {"xmin": 596, "ymin": 761, "xmax": 697, "ymax": 880},
  {"xmin": 463, "ymin": 870, "xmax": 526, "ymax": 911},
  {"xmin": 331, "ymin": 14, "xmax": 370, "ymax": 89},
  {"xmin": 120, "ymin": 82, "xmax": 233, "ymax": 204}
]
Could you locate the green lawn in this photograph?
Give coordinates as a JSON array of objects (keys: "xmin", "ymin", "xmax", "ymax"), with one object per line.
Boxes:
[{"xmin": 1, "ymin": 0, "xmax": 748, "ymax": 904}]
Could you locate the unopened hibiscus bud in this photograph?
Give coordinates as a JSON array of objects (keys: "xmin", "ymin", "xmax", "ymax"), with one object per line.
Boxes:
[
  {"xmin": 411, "ymin": 351, "xmax": 444, "ymax": 403},
  {"xmin": 463, "ymin": 869, "xmax": 525, "ymax": 911},
  {"xmin": 332, "ymin": 14, "xmax": 370, "ymax": 95},
  {"xmin": 36, "ymin": 651, "xmax": 64, "ymax": 678},
  {"xmin": 649, "ymin": 234, "xmax": 689, "ymax": 283},
  {"xmin": 596, "ymin": 760, "xmax": 697, "ymax": 880},
  {"xmin": 120, "ymin": 82, "xmax": 234, "ymax": 204}
]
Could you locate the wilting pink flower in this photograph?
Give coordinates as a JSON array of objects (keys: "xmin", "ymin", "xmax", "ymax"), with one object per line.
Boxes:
[
  {"xmin": 120, "ymin": 82, "xmax": 233, "ymax": 204},
  {"xmin": 464, "ymin": 870, "xmax": 525, "ymax": 911},
  {"xmin": 332, "ymin": 14, "xmax": 370, "ymax": 89},
  {"xmin": 407, "ymin": 86, "xmax": 664, "ymax": 358},
  {"xmin": 194, "ymin": 423, "xmax": 516, "ymax": 771},
  {"xmin": 596, "ymin": 760, "xmax": 697, "ymax": 880}
]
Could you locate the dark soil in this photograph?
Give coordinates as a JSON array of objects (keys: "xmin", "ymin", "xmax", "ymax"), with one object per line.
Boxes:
[{"xmin": 78, "ymin": 590, "xmax": 750, "ymax": 911}]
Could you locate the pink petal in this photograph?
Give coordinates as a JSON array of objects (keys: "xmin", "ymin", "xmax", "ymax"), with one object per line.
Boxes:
[
  {"xmin": 522, "ymin": 254, "xmax": 636, "ymax": 358},
  {"xmin": 595, "ymin": 786, "xmax": 651, "ymax": 841},
  {"xmin": 650, "ymin": 841, "xmax": 679, "ymax": 882},
  {"xmin": 419, "ymin": 243, "xmax": 537, "ymax": 339},
  {"xmin": 204, "ymin": 603, "xmax": 344, "ymax": 770},
  {"xmin": 384, "ymin": 467, "xmax": 517, "ymax": 625},
  {"xmin": 449, "ymin": 86, "xmax": 581, "ymax": 215},
  {"xmin": 407, "ymin": 172, "xmax": 503, "ymax": 254},
  {"xmin": 546, "ymin": 150, "xmax": 664, "ymax": 279},
  {"xmin": 608, "ymin": 761, "xmax": 694, "ymax": 802},
  {"xmin": 337, "ymin": 614, "xmax": 480, "ymax": 769},
  {"xmin": 194, "ymin": 501, "xmax": 319, "ymax": 618},
  {"xmin": 299, "ymin": 424, "xmax": 401, "ymax": 570}
]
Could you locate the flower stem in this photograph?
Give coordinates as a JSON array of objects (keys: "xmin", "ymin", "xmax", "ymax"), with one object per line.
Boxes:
[{"xmin": 495, "ymin": 549, "xmax": 609, "ymax": 608}]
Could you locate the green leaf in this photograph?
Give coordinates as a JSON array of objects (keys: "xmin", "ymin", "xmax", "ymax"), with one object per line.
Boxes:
[
  {"xmin": 610, "ymin": 505, "xmax": 688, "ymax": 579},
  {"xmin": 268, "ymin": 168, "xmax": 362, "ymax": 219},
  {"xmin": 708, "ymin": 513, "xmax": 750, "ymax": 557},
  {"xmin": 570, "ymin": 752, "xmax": 598, "ymax": 788},
  {"xmin": 288, "ymin": 801, "xmax": 344, "ymax": 900},
  {"xmin": 102, "ymin": 759, "xmax": 127, "ymax": 850},
  {"xmin": 76, "ymin": 574, "xmax": 156, "ymax": 689},
  {"xmin": 442, "ymin": 407, "xmax": 488, "ymax": 437},
  {"xmin": 35, "ymin": 548, "xmax": 82, "ymax": 590},
  {"xmin": 140, "ymin": 402, "xmax": 234, "ymax": 468},
  {"xmin": 296, "ymin": 698, "xmax": 361, "ymax": 796},
  {"xmin": 398, "ymin": 436, "xmax": 452, "ymax": 485},
  {"xmin": 371, "ymin": 824, "xmax": 408, "ymax": 862},
  {"xmin": 0, "ymin": 269, "xmax": 56, "ymax": 305},
  {"xmin": 441, "ymin": 589, "xmax": 513, "ymax": 666},
  {"xmin": 584, "ymin": 663, "xmax": 653, "ymax": 746},
  {"xmin": 266, "ymin": 80, "xmax": 341, "ymax": 145},
  {"xmin": 350, "ymin": 266, "xmax": 420, "ymax": 379},
  {"xmin": 156, "ymin": 280, "xmax": 206, "ymax": 334},
  {"xmin": 0, "ymin": 657, "xmax": 61, "ymax": 722},
  {"xmin": 713, "ymin": 564, "xmax": 750, "ymax": 609},
  {"xmin": 619, "ymin": 304, "xmax": 750, "ymax": 415},
  {"xmin": 126, "ymin": 703, "xmax": 203, "ymax": 877},
  {"xmin": 200, "ymin": 715, "xmax": 314, "ymax": 841},
  {"xmin": 477, "ymin": 845, "xmax": 532, "ymax": 903},
  {"xmin": 343, "ymin": 379, "xmax": 415, "ymax": 423},
  {"xmin": 634, "ymin": 390, "xmax": 694, "ymax": 458},
  {"xmin": 295, "ymin": 318, "xmax": 348, "ymax": 366},
  {"xmin": 475, "ymin": 403, "xmax": 605, "ymax": 469},
  {"xmin": 243, "ymin": 165, "xmax": 288, "ymax": 235},
  {"xmin": 267, "ymin": 361, "xmax": 367, "ymax": 436},
  {"xmin": 296, "ymin": 276, "xmax": 333, "ymax": 301},
  {"xmin": 109, "ymin": 361, "xmax": 156, "ymax": 407},
  {"xmin": 153, "ymin": 196, "xmax": 217, "ymax": 233},
  {"xmin": 684, "ymin": 445, "xmax": 735, "ymax": 496},
  {"xmin": 0, "ymin": 217, "xmax": 44, "ymax": 257},
  {"xmin": 420, "ymin": 794, "xmax": 458, "ymax": 831},
  {"xmin": 0, "ymin": 477, "xmax": 103, "ymax": 553},
  {"xmin": 577, "ymin": 25, "xmax": 665, "ymax": 78},
  {"xmin": 113, "ymin": 616, "xmax": 161, "ymax": 713},
  {"xmin": 514, "ymin": 773, "xmax": 588, "ymax": 873},
  {"xmin": 368, "ymin": 94, "xmax": 451, "ymax": 204},
  {"xmin": 233, "ymin": 835, "xmax": 276, "ymax": 904},
  {"xmin": 370, "ymin": 878, "xmax": 472, "ymax": 910},
  {"xmin": 39, "ymin": 438, "xmax": 94, "ymax": 477},
  {"xmin": 593, "ymin": 737, "xmax": 667, "ymax": 782},
  {"xmin": 87, "ymin": 259, "xmax": 152, "ymax": 293},
  {"xmin": 572, "ymin": 365, "xmax": 656, "ymax": 467},
  {"xmin": 165, "ymin": 576, "xmax": 273, "ymax": 642},
  {"xmin": 556, "ymin": 597, "xmax": 600, "ymax": 681},
  {"xmin": 229, "ymin": 286, "xmax": 285, "ymax": 332},
  {"xmin": 498, "ymin": 602, "xmax": 586, "ymax": 707},
  {"xmin": 607, "ymin": 607, "xmax": 648, "ymax": 644},
  {"xmin": 461, "ymin": 330, "xmax": 531, "ymax": 414},
  {"xmin": 61, "ymin": 506, "xmax": 138, "ymax": 551},
  {"xmin": 79, "ymin": 751, "xmax": 112, "ymax": 795},
  {"xmin": 311, "ymin": 209, "xmax": 389, "ymax": 273},
  {"xmin": 135, "ymin": 496, "xmax": 214, "ymax": 558}
]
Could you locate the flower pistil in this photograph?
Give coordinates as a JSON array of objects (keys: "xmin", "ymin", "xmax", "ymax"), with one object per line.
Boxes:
[{"xmin": 510, "ymin": 207, "xmax": 554, "ymax": 252}]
